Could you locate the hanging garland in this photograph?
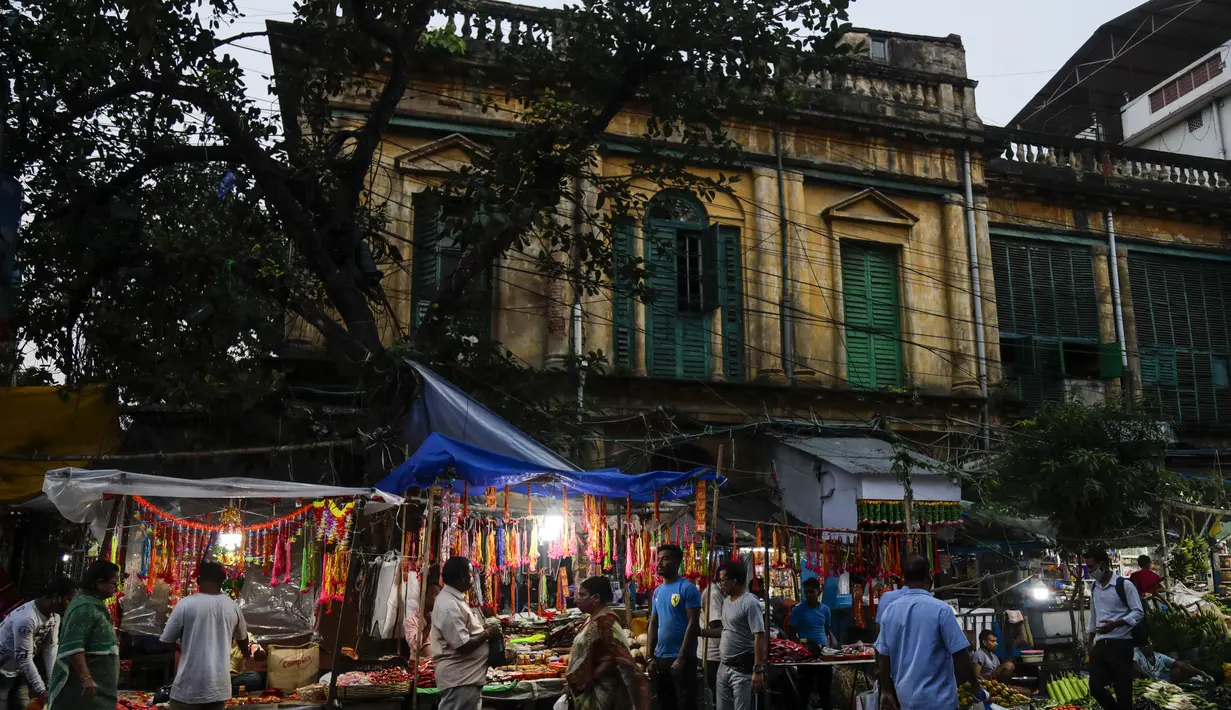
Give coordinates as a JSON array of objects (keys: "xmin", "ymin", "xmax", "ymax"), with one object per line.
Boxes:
[{"xmin": 133, "ymin": 496, "xmax": 318, "ymax": 532}]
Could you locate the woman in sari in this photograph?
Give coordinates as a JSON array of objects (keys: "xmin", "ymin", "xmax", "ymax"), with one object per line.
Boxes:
[
  {"xmin": 49, "ymin": 560, "xmax": 120, "ymax": 710},
  {"xmin": 565, "ymin": 576, "xmax": 650, "ymax": 710}
]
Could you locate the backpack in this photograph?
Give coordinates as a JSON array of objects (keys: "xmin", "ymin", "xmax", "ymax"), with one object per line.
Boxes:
[{"xmin": 1113, "ymin": 577, "xmax": 1149, "ymax": 646}]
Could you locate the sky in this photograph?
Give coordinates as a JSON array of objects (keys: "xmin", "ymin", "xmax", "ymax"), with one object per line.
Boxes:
[{"xmin": 224, "ymin": 0, "xmax": 1143, "ymax": 127}]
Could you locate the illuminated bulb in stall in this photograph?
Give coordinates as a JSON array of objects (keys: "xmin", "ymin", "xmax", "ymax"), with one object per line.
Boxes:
[
  {"xmin": 541, "ymin": 515, "xmax": 564, "ymax": 542},
  {"xmin": 219, "ymin": 532, "xmax": 243, "ymax": 550},
  {"xmin": 1030, "ymin": 584, "xmax": 1051, "ymax": 601}
]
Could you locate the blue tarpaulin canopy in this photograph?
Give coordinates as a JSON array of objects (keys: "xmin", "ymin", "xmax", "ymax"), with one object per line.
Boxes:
[{"xmin": 376, "ymin": 432, "xmax": 721, "ymax": 501}]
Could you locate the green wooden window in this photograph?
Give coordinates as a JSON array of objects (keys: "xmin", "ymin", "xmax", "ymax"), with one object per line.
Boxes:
[
  {"xmin": 714, "ymin": 223, "xmax": 746, "ymax": 381},
  {"xmin": 611, "ymin": 222, "xmax": 636, "ymax": 371},
  {"xmin": 411, "ymin": 193, "xmax": 492, "ymax": 337},
  {"xmin": 840, "ymin": 241, "xmax": 902, "ymax": 389},
  {"xmin": 1129, "ymin": 252, "xmax": 1231, "ymax": 424},
  {"xmin": 991, "ymin": 237, "xmax": 1116, "ymax": 407},
  {"xmin": 616, "ymin": 194, "xmax": 745, "ymax": 381},
  {"xmin": 991, "ymin": 237, "xmax": 1099, "ymax": 340}
]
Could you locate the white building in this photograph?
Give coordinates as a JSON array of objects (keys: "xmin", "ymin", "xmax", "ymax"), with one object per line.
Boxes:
[
  {"xmin": 1121, "ymin": 41, "xmax": 1230, "ymax": 159},
  {"xmin": 1009, "ymin": 0, "xmax": 1231, "ymax": 148}
]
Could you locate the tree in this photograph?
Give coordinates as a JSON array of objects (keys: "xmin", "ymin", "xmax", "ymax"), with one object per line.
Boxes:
[
  {"xmin": 2, "ymin": 0, "xmax": 853, "ymax": 445},
  {"xmin": 988, "ymin": 397, "xmax": 1219, "ymax": 548}
]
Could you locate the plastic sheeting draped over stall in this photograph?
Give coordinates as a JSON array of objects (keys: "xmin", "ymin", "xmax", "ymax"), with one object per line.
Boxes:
[
  {"xmin": 402, "ymin": 361, "xmax": 580, "ymax": 472},
  {"xmin": 42, "ymin": 468, "xmax": 403, "ymax": 539},
  {"xmin": 375, "ymin": 432, "xmax": 721, "ymax": 501},
  {"xmin": 41, "ymin": 469, "xmax": 403, "ymax": 643}
]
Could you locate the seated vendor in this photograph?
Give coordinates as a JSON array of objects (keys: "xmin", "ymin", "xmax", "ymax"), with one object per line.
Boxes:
[
  {"xmin": 1134, "ymin": 640, "xmax": 1206, "ymax": 684},
  {"xmin": 230, "ymin": 634, "xmax": 265, "ymax": 694},
  {"xmin": 971, "ymin": 630, "xmax": 1014, "ymax": 683}
]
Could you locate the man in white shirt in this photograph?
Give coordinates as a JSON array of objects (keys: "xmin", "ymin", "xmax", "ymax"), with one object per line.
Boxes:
[
  {"xmin": 0, "ymin": 577, "xmax": 76, "ymax": 708},
  {"xmin": 430, "ymin": 557, "xmax": 500, "ymax": 710},
  {"xmin": 160, "ymin": 562, "xmax": 249, "ymax": 710},
  {"xmin": 1084, "ymin": 549, "xmax": 1143, "ymax": 710},
  {"xmin": 697, "ymin": 581, "xmax": 724, "ymax": 709}
]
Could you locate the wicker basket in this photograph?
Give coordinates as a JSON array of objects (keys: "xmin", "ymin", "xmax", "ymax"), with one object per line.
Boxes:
[{"xmin": 337, "ymin": 681, "xmax": 411, "ymax": 701}]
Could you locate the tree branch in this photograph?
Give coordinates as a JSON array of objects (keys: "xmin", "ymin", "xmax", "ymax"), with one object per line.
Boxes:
[
  {"xmin": 333, "ymin": 0, "xmax": 431, "ymax": 213},
  {"xmin": 214, "ymin": 30, "xmax": 268, "ymax": 49},
  {"xmin": 49, "ymin": 144, "xmax": 240, "ymax": 221}
]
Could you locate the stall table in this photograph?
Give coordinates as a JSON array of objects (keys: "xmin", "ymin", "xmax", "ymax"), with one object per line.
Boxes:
[
  {"xmin": 771, "ymin": 658, "xmax": 876, "ymax": 710},
  {"xmin": 416, "ymin": 678, "xmax": 565, "ymax": 710}
]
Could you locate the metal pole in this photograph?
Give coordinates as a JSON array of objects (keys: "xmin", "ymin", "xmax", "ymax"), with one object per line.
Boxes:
[
  {"xmin": 1160, "ymin": 507, "xmax": 1171, "ymax": 588},
  {"xmin": 700, "ymin": 446, "xmax": 724, "ymax": 691},
  {"xmin": 962, "ymin": 149, "xmax": 990, "ymax": 450},
  {"xmin": 1105, "ymin": 210, "xmax": 1129, "ymax": 369},
  {"xmin": 774, "ymin": 129, "xmax": 794, "ymax": 380},
  {"xmin": 1211, "ymin": 98, "xmax": 1228, "ymax": 161}
]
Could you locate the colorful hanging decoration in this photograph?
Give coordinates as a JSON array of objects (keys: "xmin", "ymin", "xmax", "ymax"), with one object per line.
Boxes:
[
  {"xmin": 695, "ymin": 483, "xmax": 706, "ymax": 533},
  {"xmin": 856, "ymin": 499, "xmax": 961, "ymax": 527}
]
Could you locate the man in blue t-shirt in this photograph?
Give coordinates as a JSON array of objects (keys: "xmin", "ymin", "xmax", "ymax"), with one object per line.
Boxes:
[
  {"xmin": 648, "ymin": 544, "xmax": 701, "ymax": 710},
  {"xmin": 787, "ymin": 578, "xmax": 836, "ymax": 709}
]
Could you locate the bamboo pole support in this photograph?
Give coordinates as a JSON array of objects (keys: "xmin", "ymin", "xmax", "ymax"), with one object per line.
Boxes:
[
  {"xmin": 326, "ymin": 497, "xmax": 368, "ymax": 707},
  {"xmin": 410, "ymin": 488, "xmax": 439, "ymax": 710}
]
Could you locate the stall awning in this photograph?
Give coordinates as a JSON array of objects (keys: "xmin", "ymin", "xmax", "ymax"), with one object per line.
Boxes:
[
  {"xmin": 0, "ymin": 385, "xmax": 121, "ymax": 503},
  {"xmin": 375, "ymin": 432, "xmax": 720, "ymax": 501},
  {"xmin": 778, "ymin": 437, "xmax": 945, "ymax": 477},
  {"xmin": 403, "ymin": 361, "xmax": 580, "ymax": 472},
  {"xmin": 43, "ymin": 468, "xmax": 403, "ymax": 536}
]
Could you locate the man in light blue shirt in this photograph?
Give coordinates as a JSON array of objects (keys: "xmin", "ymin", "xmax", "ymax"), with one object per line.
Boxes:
[
  {"xmin": 1084, "ymin": 549, "xmax": 1144, "ymax": 710},
  {"xmin": 875, "ymin": 554, "xmax": 982, "ymax": 710}
]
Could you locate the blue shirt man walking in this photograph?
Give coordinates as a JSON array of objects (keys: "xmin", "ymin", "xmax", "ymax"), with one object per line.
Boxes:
[{"xmin": 875, "ymin": 554, "xmax": 982, "ymax": 710}]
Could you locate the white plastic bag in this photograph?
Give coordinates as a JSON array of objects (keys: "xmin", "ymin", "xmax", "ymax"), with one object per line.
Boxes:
[
  {"xmin": 553, "ymin": 694, "xmax": 570, "ymax": 710},
  {"xmin": 838, "ymin": 572, "xmax": 851, "ymax": 596},
  {"xmin": 856, "ymin": 681, "xmax": 878, "ymax": 710}
]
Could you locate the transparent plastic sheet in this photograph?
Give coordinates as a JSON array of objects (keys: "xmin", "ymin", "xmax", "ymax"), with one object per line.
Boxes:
[
  {"xmin": 42, "ymin": 468, "xmax": 402, "ymax": 540},
  {"xmin": 118, "ymin": 497, "xmax": 320, "ymax": 642}
]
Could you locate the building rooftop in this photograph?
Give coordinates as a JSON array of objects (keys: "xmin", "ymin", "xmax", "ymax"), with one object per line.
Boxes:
[{"xmin": 1008, "ymin": 0, "xmax": 1231, "ymax": 137}]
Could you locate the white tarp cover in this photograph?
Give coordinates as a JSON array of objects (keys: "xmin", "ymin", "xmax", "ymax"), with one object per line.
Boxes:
[{"xmin": 43, "ymin": 468, "xmax": 403, "ymax": 536}]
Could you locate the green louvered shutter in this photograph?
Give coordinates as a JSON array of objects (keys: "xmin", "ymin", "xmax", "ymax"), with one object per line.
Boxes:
[
  {"xmin": 990, "ymin": 238, "xmax": 1099, "ymax": 339},
  {"xmin": 714, "ymin": 224, "xmax": 746, "ymax": 382},
  {"xmin": 411, "ymin": 193, "xmax": 443, "ymax": 332},
  {"xmin": 679, "ymin": 317, "xmax": 709, "ymax": 378},
  {"xmin": 841, "ymin": 242, "xmax": 902, "ymax": 389},
  {"xmin": 1129, "ymin": 252, "xmax": 1231, "ymax": 423},
  {"xmin": 645, "ymin": 226, "xmax": 679, "ymax": 378},
  {"xmin": 644, "ymin": 225, "xmax": 711, "ymax": 379},
  {"xmin": 411, "ymin": 194, "xmax": 490, "ymax": 337},
  {"xmin": 611, "ymin": 222, "xmax": 636, "ymax": 370}
]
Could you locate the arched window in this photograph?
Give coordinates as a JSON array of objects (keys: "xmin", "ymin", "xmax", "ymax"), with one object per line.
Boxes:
[{"xmin": 611, "ymin": 192, "xmax": 745, "ymax": 381}]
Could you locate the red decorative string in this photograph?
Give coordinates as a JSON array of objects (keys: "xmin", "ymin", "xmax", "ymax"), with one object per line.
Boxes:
[{"xmin": 133, "ymin": 496, "xmax": 314, "ymax": 532}]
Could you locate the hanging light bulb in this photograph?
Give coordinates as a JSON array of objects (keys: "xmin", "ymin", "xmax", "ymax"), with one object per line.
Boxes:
[{"xmin": 540, "ymin": 515, "xmax": 565, "ymax": 542}]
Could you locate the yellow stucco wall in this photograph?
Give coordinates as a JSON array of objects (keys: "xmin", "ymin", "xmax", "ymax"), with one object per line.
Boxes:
[{"xmin": 284, "ymin": 112, "xmax": 998, "ymax": 405}]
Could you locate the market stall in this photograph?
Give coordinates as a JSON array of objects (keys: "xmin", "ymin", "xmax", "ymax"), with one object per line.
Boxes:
[
  {"xmin": 41, "ymin": 467, "xmax": 403, "ymax": 708},
  {"xmin": 371, "ymin": 431, "xmax": 722, "ymax": 706}
]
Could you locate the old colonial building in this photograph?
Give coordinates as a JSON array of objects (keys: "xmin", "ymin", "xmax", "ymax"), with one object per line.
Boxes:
[
  {"xmin": 270, "ymin": 0, "xmax": 1231, "ymax": 520},
  {"xmin": 993, "ymin": 0, "xmax": 1231, "ymax": 466}
]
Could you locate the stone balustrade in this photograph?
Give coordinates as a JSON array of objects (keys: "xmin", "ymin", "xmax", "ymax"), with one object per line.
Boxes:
[{"xmin": 986, "ymin": 127, "xmax": 1231, "ymax": 192}]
